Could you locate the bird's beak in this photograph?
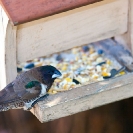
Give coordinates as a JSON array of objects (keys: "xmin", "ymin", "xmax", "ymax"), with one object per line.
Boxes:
[{"xmin": 52, "ymin": 70, "xmax": 62, "ymax": 78}]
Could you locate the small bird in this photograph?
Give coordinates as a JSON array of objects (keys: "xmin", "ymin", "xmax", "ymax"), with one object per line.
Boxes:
[{"xmin": 0, "ymin": 65, "xmax": 61, "ymax": 111}]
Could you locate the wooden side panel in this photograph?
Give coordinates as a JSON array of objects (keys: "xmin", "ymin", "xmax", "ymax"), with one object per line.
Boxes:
[
  {"xmin": 17, "ymin": 0, "xmax": 128, "ymax": 63},
  {"xmin": 131, "ymin": 0, "xmax": 133, "ymax": 52},
  {"xmin": 5, "ymin": 24, "xmax": 17, "ymax": 84},
  {"xmin": 115, "ymin": 0, "xmax": 133, "ymax": 53},
  {"xmin": 0, "ymin": 0, "xmax": 102, "ymax": 25},
  {"xmin": 0, "ymin": 5, "xmax": 7, "ymax": 89},
  {"xmin": 0, "ymin": 6, "xmax": 17, "ymax": 90}
]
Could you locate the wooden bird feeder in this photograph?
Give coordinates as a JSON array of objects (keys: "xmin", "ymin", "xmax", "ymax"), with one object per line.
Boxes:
[{"xmin": 0, "ymin": 0, "xmax": 133, "ymax": 122}]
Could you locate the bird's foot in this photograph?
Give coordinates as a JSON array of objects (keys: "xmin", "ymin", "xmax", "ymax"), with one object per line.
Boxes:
[
  {"xmin": 26, "ymin": 107, "xmax": 32, "ymax": 111},
  {"xmin": 31, "ymin": 94, "xmax": 49, "ymax": 108},
  {"xmin": 23, "ymin": 102, "xmax": 33, "ymax": 111}
]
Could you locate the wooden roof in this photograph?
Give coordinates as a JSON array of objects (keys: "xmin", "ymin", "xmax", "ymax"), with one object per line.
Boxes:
[{"xmin": 0, "ymin": 0, "xmax": 102, "ymax": 25}]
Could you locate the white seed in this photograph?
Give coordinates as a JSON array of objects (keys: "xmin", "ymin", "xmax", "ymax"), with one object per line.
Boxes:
[
  {"xmin": 96, "ymin": 57, "xmax": 103, "ymax": 63},
  {"xmin": 96, "ymin": 65, "xmax": 102, "ymax": 72},
  {"xmin": 86, "ymin": 65, "xmax": 94, "ymax": 70},
  {"xmin": 90, "ymin": 52, "xmax": 98, "ymax": 60}
]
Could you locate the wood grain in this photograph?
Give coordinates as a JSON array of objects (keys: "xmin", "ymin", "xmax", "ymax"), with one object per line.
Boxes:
[
  {"xmin": 0, "ymin": 0, "xmax": 102, "ymax": 25},
  {"xmin": 17, "ymin": 0, "xmax": 128, "ymax": 63},
  {"xmin": 0, "ymin": 5, "xmax": 17, "ymax": 90},
  {"xmin": 31, "ymin": 73, "xmax": 133, "ymax": 122},
  {"xmin": 0, "ymin": 98, "xmax": 133, "ymax": 133},
  {"xmin": 115, "ymin": 0, "xmax": 133, "ymax": 54}
]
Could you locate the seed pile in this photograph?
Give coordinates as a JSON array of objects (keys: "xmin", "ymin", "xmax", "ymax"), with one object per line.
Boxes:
[{"xmin": 18, "ymin": 44, "xmax": 126, "ymax": 94}]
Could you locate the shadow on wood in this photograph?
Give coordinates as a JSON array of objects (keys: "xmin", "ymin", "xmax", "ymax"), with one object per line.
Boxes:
[{"xmin": 0, "ymin": 98, "xmax": 133, "ymax": 133}]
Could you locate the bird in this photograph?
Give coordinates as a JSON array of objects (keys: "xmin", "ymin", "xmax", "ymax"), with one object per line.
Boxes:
[{"xmin": 0, "ymin": 65, "xmax": 61, "ymax": 112}]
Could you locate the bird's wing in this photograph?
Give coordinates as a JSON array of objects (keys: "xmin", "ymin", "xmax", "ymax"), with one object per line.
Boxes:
[
  {"xmin": 0, "ymin": 82, "xmax": 20, "ymax": 104},
  {"xmin": 16, "ymin": 81, "xmax": 42, "ymax": 100},
  {"xmin": 0, "ymin": 70, "xmax": 42, "ymax": 104}
]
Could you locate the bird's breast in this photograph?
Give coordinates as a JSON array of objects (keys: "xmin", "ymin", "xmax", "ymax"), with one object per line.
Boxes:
[{"xmin": 40, "ymin": 84, "xmax": 47, "ymax": 97}]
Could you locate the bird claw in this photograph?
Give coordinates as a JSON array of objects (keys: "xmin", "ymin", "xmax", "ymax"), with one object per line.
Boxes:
[
  {"xmin": 23, "ymin": 105, "xmax": 32, "ymax": 111},
  {"xmin": 31, "ymin": 94, "xmax": 49, "ymax": 108},
  {"xmin": 27, "ymin": 107, "xmax": 32, "ymax": 111}
]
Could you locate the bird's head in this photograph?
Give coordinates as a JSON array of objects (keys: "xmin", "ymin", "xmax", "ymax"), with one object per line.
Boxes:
[{"xmin": 40, "ymin": 65, "xmax": 62, "ymax": 83}]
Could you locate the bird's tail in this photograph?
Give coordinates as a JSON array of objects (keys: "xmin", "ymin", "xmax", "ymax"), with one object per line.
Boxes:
[{"xmin": 0, "ymin": 101, "xmax": 24, "ymax": 112}]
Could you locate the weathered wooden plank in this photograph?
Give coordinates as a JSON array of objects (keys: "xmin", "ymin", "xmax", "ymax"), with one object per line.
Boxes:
[
  {"xmin": 16, "ymin": 0, "xmax": 128, "ymax": 63},
  {"xmin": 115, "ymin": 0, "xmax": 133, "ymax": 53},
  {"xmin": 31, "ymin": 73, "xmax": 133, "ymax": 123},
  {"xmin": 130, "ymin": 0, "xmax": 133, "ymax": 52},
  {"xmin": 0, "ymin": 0, "xmax": 102, "ymax": 25},
  {"xmin": 94, "ymin": 39, "xmax": 133, "ymax": 71},
  {"xmin": 0, "ymin": 6, "xmax": 17, "ymax": 90}
]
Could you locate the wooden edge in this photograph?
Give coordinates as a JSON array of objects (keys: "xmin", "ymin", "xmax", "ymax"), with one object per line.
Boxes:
[
  {"xmin": 114, "ymin": 0, "xmax": 133, "ymax": 53},
  {"xmin": 0, "ymin": 0, "xmax": 102, "ymax": 25},
  {"xmin": 5, "ymin": 22, "xmax": 17, "ymax": 84},
  {"xmin": 0, "ymin": 6, "xmax": 17, "ymax": 90},
  {"xmin": 0, "ymin": 5, "xmax": 8, "ymax": 89},
  {"xmin": 16, "ymin": 0, "xmax": 128, "ymax": 63},
  {"xmin": 31, "ymin": 73, "xmax": 133, "ymax": 123}
]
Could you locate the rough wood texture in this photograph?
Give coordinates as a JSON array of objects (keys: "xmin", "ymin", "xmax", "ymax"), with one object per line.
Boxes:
[
  {"xmin": 1, "ymin": 98, "xmax": 133, "ymax": 133},
  {"xmin": 94, "ymin": 39, "xmax": 133, "ymax": 71},
  {"xmin": 31, "ymin": 73, "xmax": 133, "ymax": 122},
  {"xmin": 129, "ymin": 0, "xmax": 133, "ymax": 52},
  {"xmin": 0, "ymin": 5, "xmax": 17, "ymax": 90},
  {"xmin": 0, "ymin": 0, "xmax": 102, "ymax": 25},
  {"xmin": 115, "ymin": 0, "xmax": 133, "ymax": 53},
  {"xmin": 17, "ymin": 0, "xmax": 128, "ymax": 63}
]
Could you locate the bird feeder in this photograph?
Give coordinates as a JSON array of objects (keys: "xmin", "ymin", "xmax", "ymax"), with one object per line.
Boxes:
[{"xmin": 0, "ymin": 0, "xmax": 133, "ymax": 122}]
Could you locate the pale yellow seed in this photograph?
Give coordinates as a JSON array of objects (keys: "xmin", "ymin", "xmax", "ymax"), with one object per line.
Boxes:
[
  {"xmin": 119, "ymin": 71, "xmax": 125, "ymax": 75},
  {"xmin": 96, "ymin": 57, "xmax": 103, "ymax": 63},
  {"xmin": 34, "ymin": 62, "xmax": 43, "ymax": 67},
  {"xmin": 63, "ymin": 84, "xmax": 69, "ymax": 90},
  {"xmin": 107, "ymin": 60, "xmax": 111, "ymax": 65},
  {"xmin": 101, "ymin": 67, "xmax": 107, "ymax": 72},
  {"xmin": 92, "ymin": 73, "xmax": 99, "ymax": 79},
  {"xmin": 52, "ymin": 90, "xmax": 57, "ymax": 94},
  {"xmin": 61, "ymin": 65, "xmax": 67, "ymax": 71},
  {"xmin": 75, "ymin": 56, "xmax": 79, "ymax": 61},
  {"xmin": 55, "ymin": 79, "xmax": 62, "ymax": 83},
  {"xmin": 57, "ymin": 64, "xmax": 62, "ymax": 67},
  {"xmin": 93, "ymin": 76, "xmax": 99, "ymax": 79},
  {"xmin": 82, "ymin": 55, "xmax": 87, "ymax": 61},
  {"xmin": 90, "ymin": 53, "xmax": 98, "ymax": 60},
  {"xmin": 86, "ymin": 65, "xmax": 94, "ymax": 70},
  {"xmin": 62, "ymin": 73, "xmax": 69, "ymax": 78},
  {"xmin": 65, "ymin": 78, "xmax": 72, "ymax": 82},
  {"xmin": 102, "ymin": 72, "xmax": 111, "ymax": 76},
  {"xmin": 89, "ymin": 48, "xmax": 95, "ymax": 54},
  {"xmin": 48, "ymin": 89, "xmax": 53, "ymax": 94},
  {"xmin": 70, "ymin": 84, "xmax": 76, "ymax": 89},
  {"xmin": 72, "ymin": 48, "xmax": 78, "ymax": 54},
  {"xmin": 71, "ymin": 65, "xmax": 78, "ymax": 71},
  {"xmin": 34, "ymin": 58, "xmax": 39, "ymax": 62}
]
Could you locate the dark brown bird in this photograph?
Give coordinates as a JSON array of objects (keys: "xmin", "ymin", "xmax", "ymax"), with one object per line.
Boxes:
[{"xmin": 0, "ymin": 65, "xmax": 61, "ymax": 111}]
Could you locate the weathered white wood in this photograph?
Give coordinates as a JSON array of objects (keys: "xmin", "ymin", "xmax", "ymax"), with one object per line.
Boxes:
[
  {"xmin": 130, "ymin": 0, "xmax": 133, "ymax": 52},
  {"xmin": 115, "ymin": 0, "xmax": 133, "ymax": 53},
  {"xmin": 31, "ymin": 73, "xmax": 133, "ymax": 123},
  {"xmin": 0, "ymin": 6, "xmax": 17, "ymax": 90},
  {"xmin": 17, "ymin": 0, "xmax": 128, "ymax": 63},
  {"xmin": 5, "ymin": 24, "xmax": 17, "ymax": 84}
]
